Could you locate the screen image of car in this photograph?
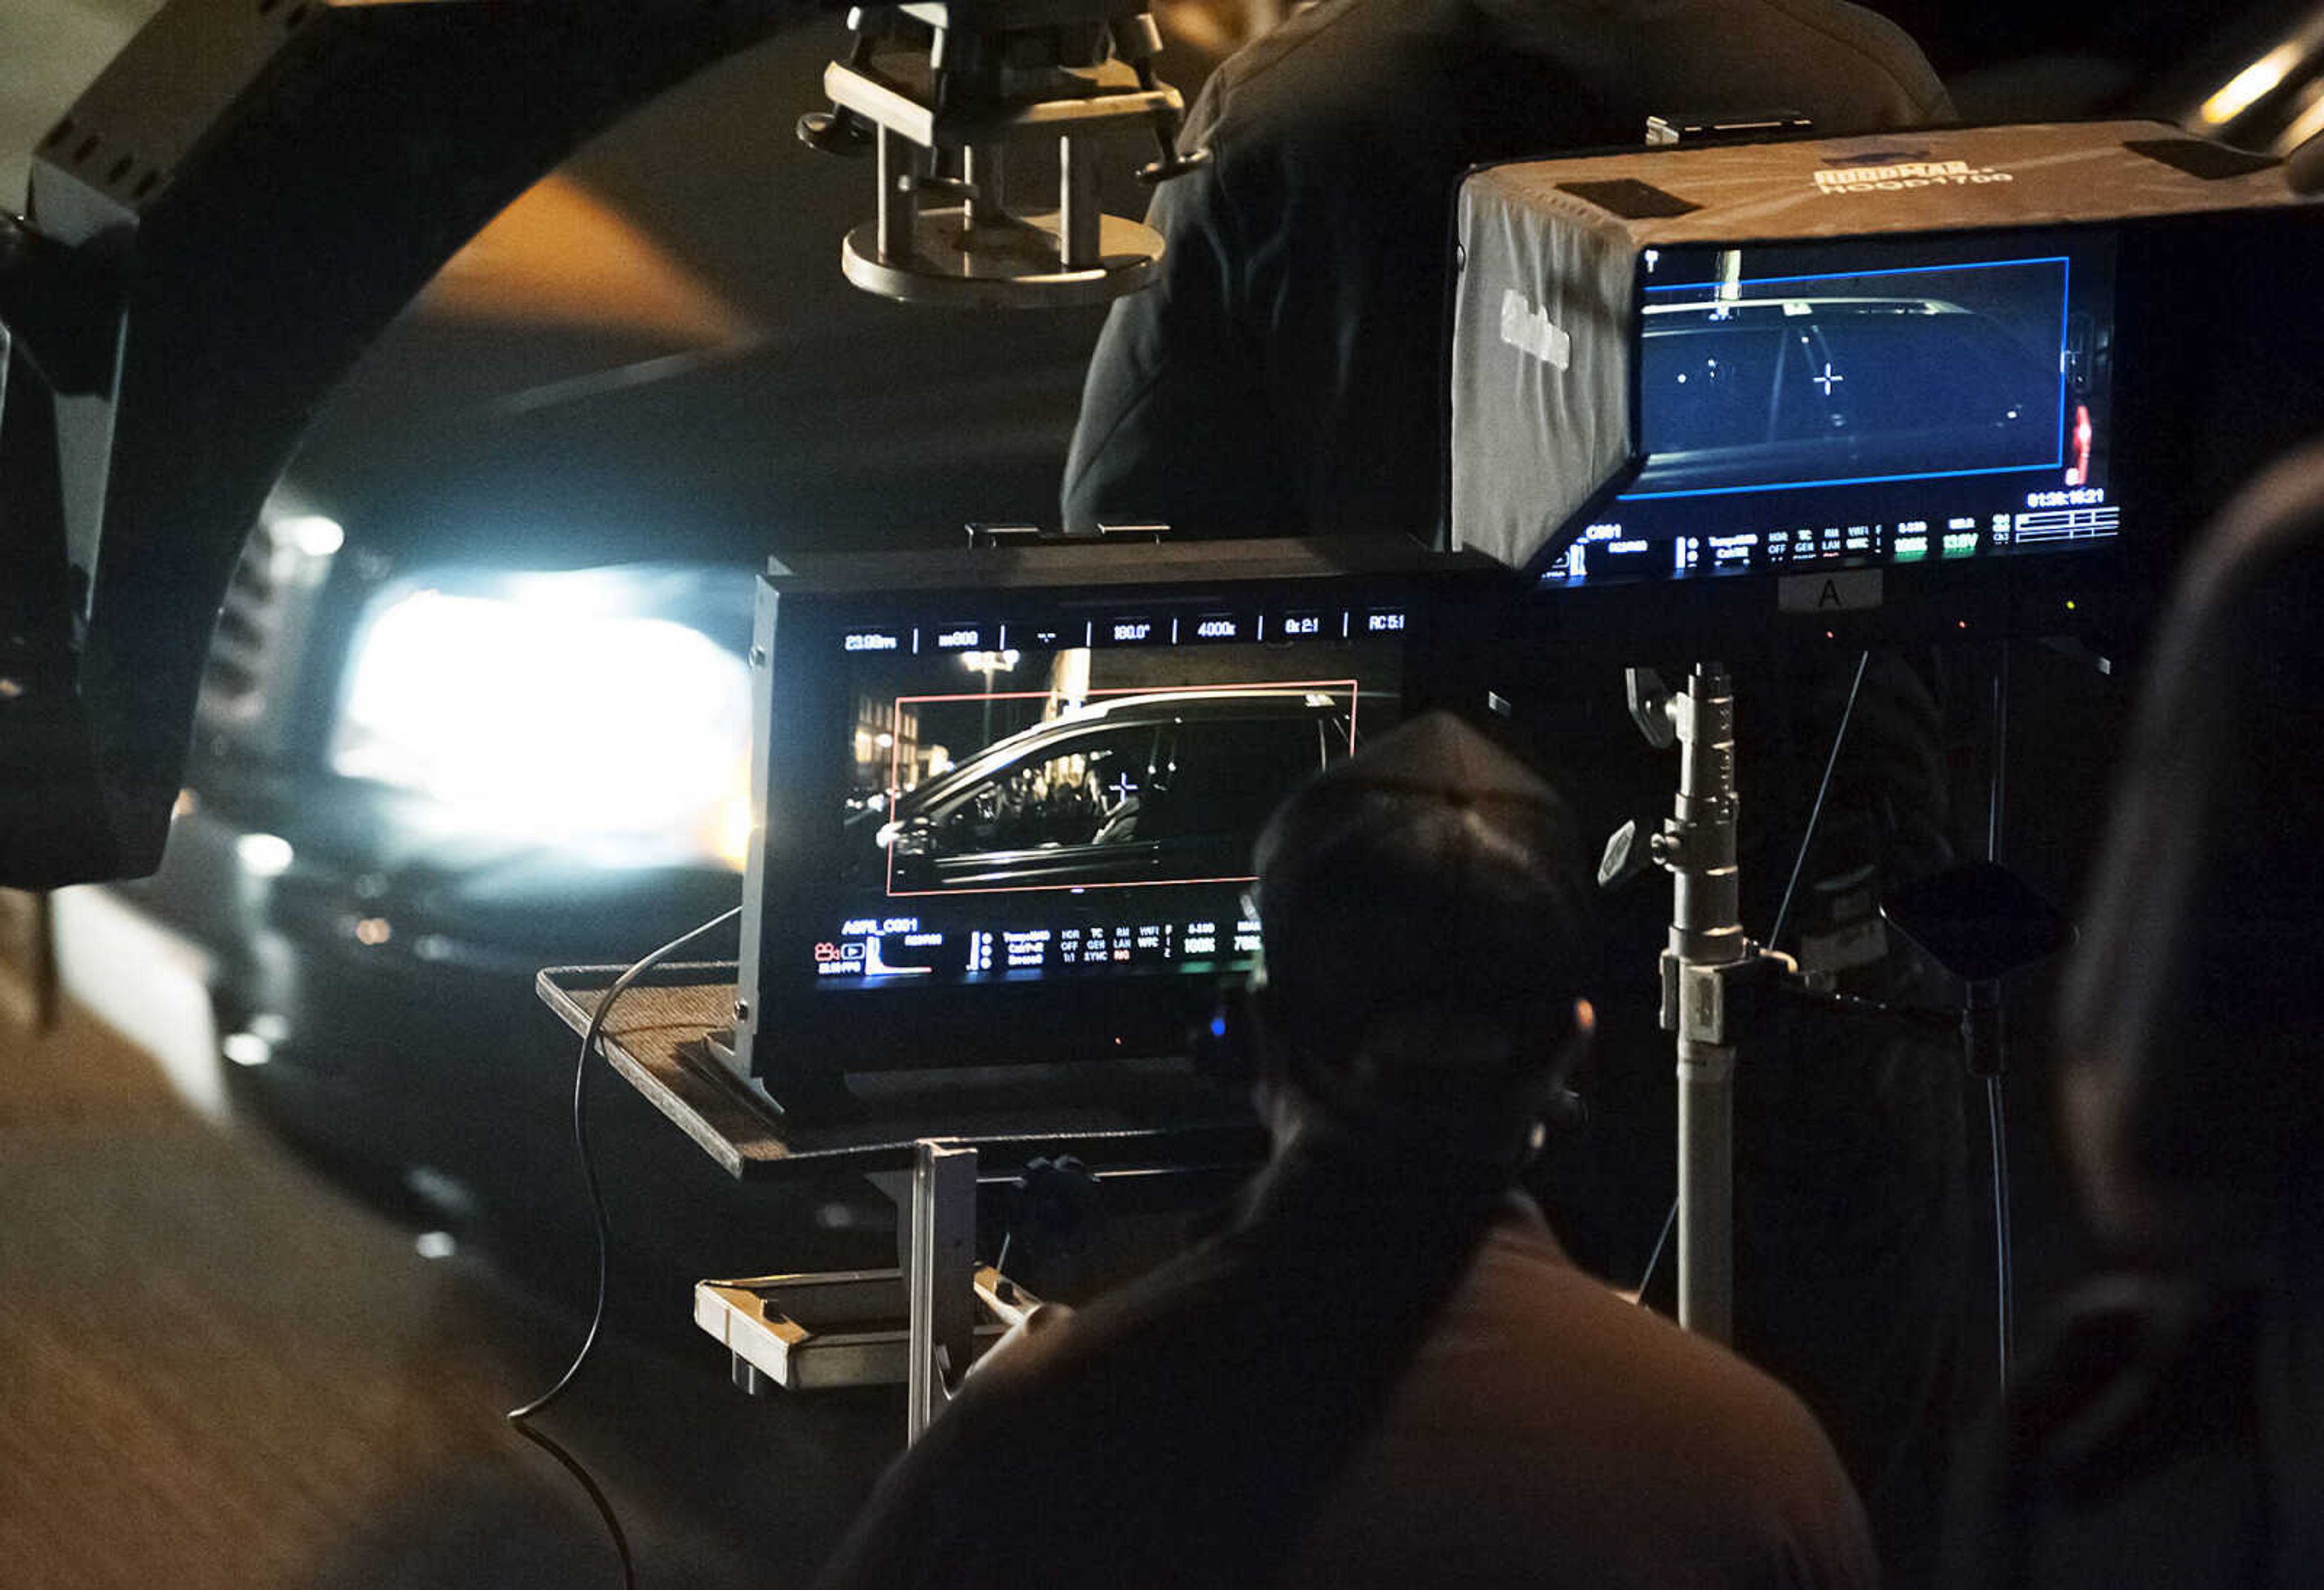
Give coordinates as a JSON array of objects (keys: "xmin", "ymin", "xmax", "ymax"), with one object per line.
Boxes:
[
  {"xmin": 861, "ymin": 679, "xmax": 1356, "ymax": 895},
  {"xmin": 1632, "ymin": 267, "xmax": 2077, "ymax": 497},
  {"xmin": 1542, "ymin": 229, "xmax": 2119, "ymax": 587},
  {"xmin": 806, "ymin": 632, "xmax": 1403, "ymax": 993}
]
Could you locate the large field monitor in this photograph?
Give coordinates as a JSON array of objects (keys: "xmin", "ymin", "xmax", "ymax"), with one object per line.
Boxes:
[{"xmin": 727, "ymin": 538, "xmax": 1497, "ymax": 1107}]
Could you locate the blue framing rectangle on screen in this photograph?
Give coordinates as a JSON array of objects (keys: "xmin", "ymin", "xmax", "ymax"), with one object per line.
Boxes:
[{"xmin": 1624, "ymin": 255, "xmax": 2072, "ymax": 500}]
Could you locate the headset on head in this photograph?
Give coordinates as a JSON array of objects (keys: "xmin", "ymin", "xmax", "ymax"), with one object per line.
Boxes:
[{"xmin": 1190, "ymin": 968, "xmax": 1588, "ymax": 1147}]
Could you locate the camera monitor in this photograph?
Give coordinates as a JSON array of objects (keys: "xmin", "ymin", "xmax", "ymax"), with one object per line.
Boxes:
[
  {"xmin": 1451, "ymin": 120, "xmax": 2322, "ymax": 646},
  {"xmin": 1555, "ymin": 229, "xmax": 2116, "ymax": 583},
  {"xmin": 729, "ymin": 538, "xmax": 1493, "ymax": 1107}
]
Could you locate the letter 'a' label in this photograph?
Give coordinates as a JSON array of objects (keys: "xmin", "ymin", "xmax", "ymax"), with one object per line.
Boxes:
[{"xmin": 1780, "ymin": 569, "xmax": 1883, "ymax": 613}]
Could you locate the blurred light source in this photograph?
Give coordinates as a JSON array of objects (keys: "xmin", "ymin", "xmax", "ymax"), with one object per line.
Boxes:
[
  {"xmin": 332, "ymin": 583, "xmax": 752, "ymax": 870},
  {"xmin": 715, "ymin": 785, "xmax": 753, "ymax": 872},
  {"xmin": 414, "ymin": 1231, "xmax": 458, "ymax": 1260},
  {"xmin": 2274, "ymin": 85, "xmax": 2324, "ymax": 154},
  {"xmin": 2203, "ymin": 42, "xmax": 2303, "ymax": 125},
  {"xmin": 222, "ymin": 1031, "xmax": 272, "ymax": 1067},
  {"xmin": 278, "ymin": 514, "xmax": 347, "ymax": 558},
  {"xmin": 234, "ymin": 832, "xmax": 295, "ymax": 878}
]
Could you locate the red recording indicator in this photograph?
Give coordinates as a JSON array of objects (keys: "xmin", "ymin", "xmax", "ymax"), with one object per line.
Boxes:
[{"xmin": 2064, "ymin": 403, "xmax": 2093, "ymax": 488}]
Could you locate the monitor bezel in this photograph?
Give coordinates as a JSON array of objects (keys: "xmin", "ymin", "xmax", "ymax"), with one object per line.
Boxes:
[
  {"xmin": 1504, "ymin": 206, "xmax": 2297, "ymax": 659},
  {"xmin": 1532, "ymin": 221, "xmax": 2128, "ymax": 583},
  {"xmin": 734, "ymin": 538, "xmax": 1499, "ymax": 1105}
]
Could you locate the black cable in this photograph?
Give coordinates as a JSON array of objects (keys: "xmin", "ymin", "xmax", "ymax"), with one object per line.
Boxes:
[
  {"xmin": 1986, "ymin": 644, "xmax": 2017, "ymax": 1391},
  {"xmin": 507, "ymin": 903, "xmax": 743, "ymax": 1590},
  {"xmin": 1987, "ymin": 1073, "xmax": 2016, "ymax": 1395},
  {"xmin": 1769, "ymin": 649, "xmax": 1872, "ymax": 951},
  {"xmin": 510, "ymin": 1418, "xmax": 637, "ymax": 1589},
  {"xmin": 1633, "ymin": 1198, "xmax": 1678, "ymax": 1303},
  {"xmin": 1988, "ymin": 643, "xmax": 2011, "ymax": 863}
]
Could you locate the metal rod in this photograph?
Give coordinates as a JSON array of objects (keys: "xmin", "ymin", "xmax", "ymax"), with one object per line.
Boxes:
[
  {"xmin": 1672, "ymin": 664, "xmax": 1743, "ymax": 965},
  {"xmin": 965, "ymin": 142, "xmax": 1005, "ymax": 230},
  {"xmin": 877, "ymin": 126, "xmax": 916, "ymax": 264},
  {"xmin": 906, "ymin": 1139, "xmax": 977, "ymax": 1443},
  {"xmin": 1059, "ymin": 132, "xmax": 1098, "ymax": 269},
  {"xmin": 1672, "ymin": 662, "xmax": 1741, "ymax": 1342},
  {"xmin": 1678, "ymin": 1045, "xmax": 1735, "ymax": 1340}
]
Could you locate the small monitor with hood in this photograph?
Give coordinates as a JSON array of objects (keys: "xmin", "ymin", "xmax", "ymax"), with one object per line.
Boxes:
[{"xmin": 1450, "ymin": 120, "xmax": 2324, "ymax": 648}]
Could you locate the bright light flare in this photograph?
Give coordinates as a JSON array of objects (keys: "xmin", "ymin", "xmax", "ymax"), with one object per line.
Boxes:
[
  {"xmin": 2274, "ymin": 82, "xmax": 2324, "ymax": 154},
  {"xmin": 714, "ymin": 782, "xmax": 754, "ymax": 872},
  {"xmin": 333, "ymin": 587, "xmax": 752, "ymax": 867},
  {"xmin": 235, "ymin": 832, "xmax": 295, "ymax": 878},
  {"xmin": 278, "ymin": 514, "xmax": 346, "ymax": 558},
  {"xmin": 2202, "ymin": 42, "xmax": 2303, "ymax": 125},
  {"xmin": 222, "ymin": 1032, "xmax": 273, "ymax": 1067}
]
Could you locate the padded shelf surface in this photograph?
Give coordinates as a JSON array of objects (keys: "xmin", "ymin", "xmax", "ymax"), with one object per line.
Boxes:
[{"xmin": 536, "ymin": 962, "xmax": 1261, "ymax": 1182}]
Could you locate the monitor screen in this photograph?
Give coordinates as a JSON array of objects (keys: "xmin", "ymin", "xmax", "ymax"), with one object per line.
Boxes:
[
  {"xmin": 1541, "ymin": 227, "xmax": 2119, "ymax": 587},
  {"xmin": 734, "ymin": 540, "xmax": 1472, "ymax": 1094},
  {"xmin": 815, "ymin": 625, "xmax": 1405, "ymax": 995}
]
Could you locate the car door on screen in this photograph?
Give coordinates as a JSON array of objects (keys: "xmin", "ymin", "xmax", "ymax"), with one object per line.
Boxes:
[
  {"xmin": 1808, "ymin": 310, "xmax": 2060, "ymax": 479},
  {"xmin": 1141, "ymin": 710, "xmax": 1337, "ymax": 880}
]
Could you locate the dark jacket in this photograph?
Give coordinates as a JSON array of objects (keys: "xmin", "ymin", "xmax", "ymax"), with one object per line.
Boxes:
[
  {"xmin": 813, "ymin": 1137, "xmax": 1879, "ymax": 1590},
  {"xmin": 1063, "ymin": 0, "xmax": 1954, "ymax": 537}
]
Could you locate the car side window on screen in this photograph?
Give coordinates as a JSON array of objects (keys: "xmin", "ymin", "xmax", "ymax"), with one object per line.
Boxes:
[
  {"xmin": 1150, "ymin": 713, "xmax": 1333, "ymax": 842},
  {"xmin": 1813, "ymin": 313, "xmax": 2055, "ymax": 451},
  {"xmin": 1646, "ymin": 323, "xmax": 1790, "ymax": 449},
  {"xmin": 936, "ymin": 725, "xmax": 1160, "ymax": 856}
]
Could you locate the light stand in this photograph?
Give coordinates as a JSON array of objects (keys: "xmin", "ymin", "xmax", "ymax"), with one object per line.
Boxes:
[
  {"xmin": 1620, "ymin": 652, "xmax": 2072, "ymax": 1346},
  {"xmin": 1624, "ymin": 662, "xmax": 1766, "ymax": 1341}
]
